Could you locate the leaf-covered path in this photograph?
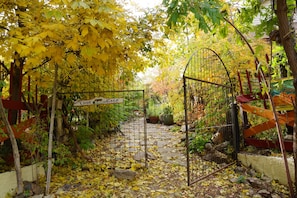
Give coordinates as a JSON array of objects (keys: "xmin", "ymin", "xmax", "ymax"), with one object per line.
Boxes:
[{"xmin": 49, "ymin": 119, "xmax": 289, "ymax": 197}]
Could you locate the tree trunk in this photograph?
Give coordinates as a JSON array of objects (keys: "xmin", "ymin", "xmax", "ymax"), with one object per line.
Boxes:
[
  {"xmin": 0, "ymin": 97, "xmax": 23, "ymax": 195},
  {"xmin": 276, "ymin": 0, "xmax": 297, "ymax": 197},
  {"xmin": 45, "ymin": 64, "xmax": 58, "ymax": 195},
  {"xmin": 56, "ymin": 99, "xmax": 63, "ymax": 142},
  {"xmin": 9, "ymin": 58, "xmax": 24, "ymax": 124}
]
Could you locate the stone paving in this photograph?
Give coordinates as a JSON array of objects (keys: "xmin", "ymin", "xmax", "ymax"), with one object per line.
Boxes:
[
  {"xmin": 117, "ymin": 118, "xmax": 187, "ymax": 168},
  {"xmin": 146, "ymin": 122, "xmax": 186, "ymax": 167}
]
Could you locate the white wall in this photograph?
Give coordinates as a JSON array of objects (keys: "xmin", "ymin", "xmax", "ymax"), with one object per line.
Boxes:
[
  {"xmin": 238, "ymin": 153, "xmax": 295, "ymax": 186},
  {"xmin": 0, "ymin": 163, "xmax": 45, "ymax": 197}
]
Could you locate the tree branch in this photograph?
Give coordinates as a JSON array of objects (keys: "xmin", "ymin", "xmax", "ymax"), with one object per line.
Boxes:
[
  {"xmin": 0, "ymin": 25, "xmax": 9, "ymax": 31},
  {"xmin": 23, "ymin": 57, "xmax": 51, "ymax": 76},
  {"xmin": 0, "ymin": 61, "xmax": 10, "ymax": 74}
]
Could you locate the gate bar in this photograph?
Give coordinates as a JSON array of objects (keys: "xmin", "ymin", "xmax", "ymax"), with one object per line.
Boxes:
[
  {"xmin": 142, "ymin": 90, "xmax": 148, "ymax": 168},
  {"xmin": 183, "ymin": 76, "xmax": 191, "ymax": 186},
  {"xmin": 189, "ymin": 162, "xmax": 235, "ymax": 185},
  {"xmin": 58, "ymin": 89, "xmax": 145, "ymax": 95},
  {"xmin": 184, "ymin": 76, "xmax": 232, "ymax": 89}
]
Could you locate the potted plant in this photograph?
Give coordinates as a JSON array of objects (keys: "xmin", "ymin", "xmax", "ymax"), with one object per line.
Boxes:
[
  {"xmin": 160, "ymin": 105, "xmax": 174, "ymax": 125},
  {"xmin": 147, "ymin": 106, "xmax": 161, "ymax": 124},
  {"xmin": 145, "ymin": 96, "xmax": 162, "ymax": 124},
  {"xmin": 148, "ymin": 106, "xmax": 160, "ymax": 124}
]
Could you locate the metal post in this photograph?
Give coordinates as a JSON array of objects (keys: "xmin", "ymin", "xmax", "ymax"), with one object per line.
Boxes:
[
  {"xmin": 231, "ymin": 102, "xmax": 240, "ymax": 160},
  {"xmin": 183, "ymin": 76, "xmax": 190, "ymax": 186},
  {"xmin": 143, "ymin": 90, "xmax": 148, "ymax": 168}
]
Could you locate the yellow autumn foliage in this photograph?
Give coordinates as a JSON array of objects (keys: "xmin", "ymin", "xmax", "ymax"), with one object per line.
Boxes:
[{"xmin": 0, "ymin": 0, "xmax": 158, "ymax": 95}]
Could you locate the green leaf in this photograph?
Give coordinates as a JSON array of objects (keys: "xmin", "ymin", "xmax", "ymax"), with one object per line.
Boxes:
[
  {"xmin": 169, "ymin": 12, "xmax": 179, "ymax": 25},
  {"xmin": 0, "ymin": 80, "xmax": 6, "ymax": 90},
  {"xmin": 219, "ymin": 26, "xmax": 228, "ymax": 37}
]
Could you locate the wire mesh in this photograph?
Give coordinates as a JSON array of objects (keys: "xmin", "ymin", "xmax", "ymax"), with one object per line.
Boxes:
[
  {"xmin": 183, "ymin": 48, "xmax": 234, "ymax": 185},
  {"xmin": 60, "ymin": 90, "xmax": 147, "ymax": 170}
]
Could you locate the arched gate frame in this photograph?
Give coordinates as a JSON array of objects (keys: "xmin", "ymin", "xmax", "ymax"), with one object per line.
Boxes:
[{"xmin": 183, "ymin": 48, "xmax": 240, "ymax": 185}]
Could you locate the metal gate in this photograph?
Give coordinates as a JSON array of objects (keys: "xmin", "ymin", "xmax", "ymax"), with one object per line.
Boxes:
[
  {"xmin": 59, "ymin": 90, "xmax": 148, "ymax": 169},
  {"xmin": 183, "ymin": 48, "xmax": 239, "ymax": 185}
]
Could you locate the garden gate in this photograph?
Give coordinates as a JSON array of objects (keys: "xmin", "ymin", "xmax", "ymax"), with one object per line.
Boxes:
[
  {"xmin": 183, "ymin": 48, "xmax": 239, "ymax": 185},
  {"xmin": 60, "ymin": 90, "xmax": 148, "ymax": 169}
]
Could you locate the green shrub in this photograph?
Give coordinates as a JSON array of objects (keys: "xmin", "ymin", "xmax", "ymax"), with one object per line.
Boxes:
[
  {"xmin": 76, "ymin": 125, "xmax": 95, "ymax": 150},
  {"xmin": 189, "ymin": 133, "xmax": 211, "ymax": 153},
  {"xmin": 53, "ymin": 143, "xmax": 72, "ymax": 166}
]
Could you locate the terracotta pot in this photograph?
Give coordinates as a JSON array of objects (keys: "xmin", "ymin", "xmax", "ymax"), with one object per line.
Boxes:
[{"xmin": 149, "ymin": 116, "xmax": 159, "ymax": 124}]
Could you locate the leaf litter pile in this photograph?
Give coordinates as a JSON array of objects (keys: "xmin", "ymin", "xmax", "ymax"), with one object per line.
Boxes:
[{"xmin": 48, "ymin": 119, "xmax": 290, "ymax": 197}]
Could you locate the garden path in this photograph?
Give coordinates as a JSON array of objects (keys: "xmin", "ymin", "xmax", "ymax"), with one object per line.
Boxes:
[{"xmin": 49, "ymin": 119, "xmax": 289, "ymax": 197}]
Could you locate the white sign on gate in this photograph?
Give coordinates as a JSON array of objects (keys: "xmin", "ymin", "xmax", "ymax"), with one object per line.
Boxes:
[{"xmin": 73, "ymin": 97, "xmax": 124, "ymax": 107}]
